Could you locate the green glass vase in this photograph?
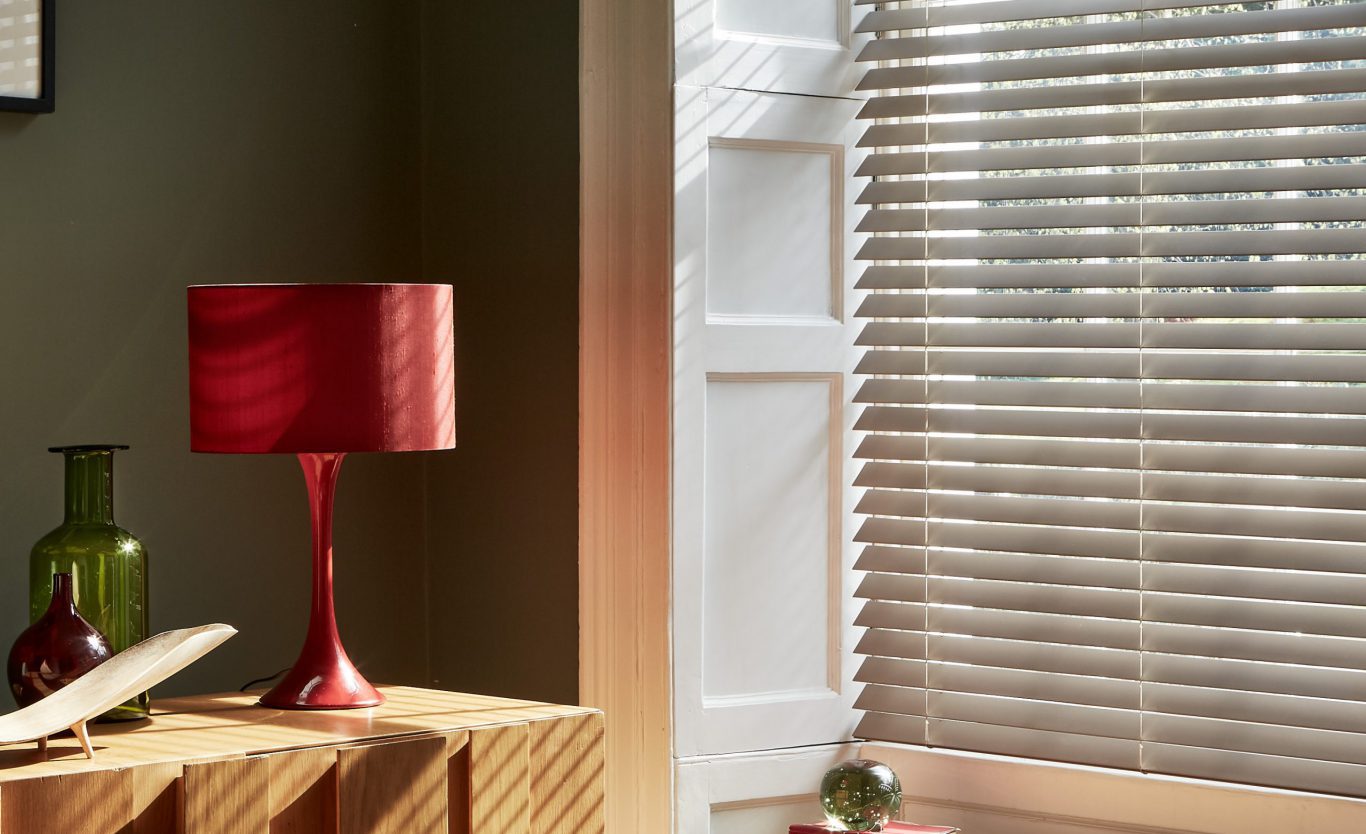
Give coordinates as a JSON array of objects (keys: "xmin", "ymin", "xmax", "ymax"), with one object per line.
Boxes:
[{"xmin": 29, "ymin": 445, "xmax": 149, "ymax": 721}]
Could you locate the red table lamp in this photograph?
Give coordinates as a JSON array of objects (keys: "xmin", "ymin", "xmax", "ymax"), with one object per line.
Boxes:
[{"xmin": 187, "ymin": 283, "xmax": 455, "ymax": 709}]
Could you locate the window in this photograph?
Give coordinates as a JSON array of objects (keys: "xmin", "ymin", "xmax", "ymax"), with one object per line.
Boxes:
[{"xmin": 851, "ymin": 0, "xmax": 1366, "ymax": 797}]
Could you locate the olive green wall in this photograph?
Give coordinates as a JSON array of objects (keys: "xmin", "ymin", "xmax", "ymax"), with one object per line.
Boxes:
[
  {"xmin": 419, "ymin": 0, "xmax": 582, "ymax": 706},
  {"xmin": 0, "ymin": 2, "xmax": 579, "ymax": 704}
]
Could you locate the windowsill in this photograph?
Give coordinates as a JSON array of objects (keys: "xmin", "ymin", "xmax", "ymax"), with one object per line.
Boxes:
[{"xmin": 861, "ymin": 742, "xmax": 1366, "ymax": 833}]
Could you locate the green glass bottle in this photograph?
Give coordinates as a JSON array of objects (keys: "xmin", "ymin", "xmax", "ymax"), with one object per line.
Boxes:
[{"xmin": 29, "ymin": 445, "xmax": 149, "ymax": 721}]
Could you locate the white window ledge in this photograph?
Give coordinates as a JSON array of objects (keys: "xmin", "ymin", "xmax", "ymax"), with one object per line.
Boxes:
[{"xmin": 862, "ymin": 742, "xmax": 1366, "ymax": 834}]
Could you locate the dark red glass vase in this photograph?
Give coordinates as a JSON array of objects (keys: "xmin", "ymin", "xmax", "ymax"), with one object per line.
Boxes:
[{"xmin": 7, "ymin": 572, "xmax": 114, "ymax": 708}]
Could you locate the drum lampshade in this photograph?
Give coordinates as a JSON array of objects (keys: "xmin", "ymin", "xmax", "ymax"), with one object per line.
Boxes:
[{"xmin": 187, "ymin": 283, "xmax": 455, "ymax": 454}]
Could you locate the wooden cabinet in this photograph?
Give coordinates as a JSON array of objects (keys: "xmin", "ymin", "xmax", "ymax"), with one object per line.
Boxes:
[{"xmin": 0, "ymin": 686, "xmax": 604, "ymax": 834}]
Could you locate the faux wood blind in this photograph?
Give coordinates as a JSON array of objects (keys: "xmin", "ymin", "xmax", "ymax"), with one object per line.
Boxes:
[{"xmin": 850, "ymin": 0, "xmax": 1366, "ymax": 797}]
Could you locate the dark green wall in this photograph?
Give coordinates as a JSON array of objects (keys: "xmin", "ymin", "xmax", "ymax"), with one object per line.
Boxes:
[
  {"xmin": 420, "ymin": 0, "xmax": 582, "ymax": 706},
  {"xmin": 0, "ymin": 1, "xmax": 579, "ymax": 704}
]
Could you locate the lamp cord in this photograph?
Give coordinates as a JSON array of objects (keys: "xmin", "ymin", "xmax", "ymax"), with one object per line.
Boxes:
[{"xmin": 239, "ymin": 667, "xmax": 292, "ymax": 692}]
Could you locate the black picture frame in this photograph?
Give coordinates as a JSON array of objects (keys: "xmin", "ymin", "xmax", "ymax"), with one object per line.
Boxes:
[{"xmin": 0, "ymin": 0, "xmax": 54, "ymax": 114}]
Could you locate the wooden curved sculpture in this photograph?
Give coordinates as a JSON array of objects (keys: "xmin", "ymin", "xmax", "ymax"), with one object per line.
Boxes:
[{"xmin": 0, "ymin": 623, "xmax": 236, "ymax": 758}]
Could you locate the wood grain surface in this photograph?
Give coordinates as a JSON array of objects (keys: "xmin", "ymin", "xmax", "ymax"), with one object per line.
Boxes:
[
  {"xmin": 266, "ymin": 747, "xmax": 336, "ymax": 834},
  {"xmin": 530, "ymin": 713, "xmax": 605, "ymax": 834},
  {"xmin": 132, "ymin": 761, "xmax": 183, "ymax": 834},
  {"xmin": 184, "ymin": 756, "xmax": 269, "ymax": 834},
  {"xmin": 338, "ymin": 735, "xmax": 448, "ymax": 834},
  {"xmin": 470, "ymin": 723, "xmax": 530, "ymax": 834},
  {"xmin": 447, "ymin": 731, "xmax": 471, "ymax": 834},
  {"xmin": 0, "ymin": 769, "xmax": 133, "ymax": 834},
  {"xmin": 0, "ymin": 687, "xmax": 603, "ymax": 833},
  {"xmin": 0, "ymin": 686, "xmax": 591, "ymax": 782}
]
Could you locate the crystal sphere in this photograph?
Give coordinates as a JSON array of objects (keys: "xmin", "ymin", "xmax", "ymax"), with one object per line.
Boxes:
[{"xmin": 819, "ymin": 759, "xmax": 902, "ymax": 832}]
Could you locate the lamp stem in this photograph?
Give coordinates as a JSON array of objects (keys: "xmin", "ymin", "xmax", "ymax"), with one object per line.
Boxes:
[
  {"xmin": 303, "ymin": 452, "xmax": 342, "ymax": 642},
  {"xmin": 258, "ymin": 452, "xmax": 384, "ymax": 709}
]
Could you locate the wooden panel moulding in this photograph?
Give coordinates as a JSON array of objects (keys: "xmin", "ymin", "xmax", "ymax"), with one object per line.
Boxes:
[
  {"xmin": 579, "ymin": 0, "xmax": 675, "ymax": 828},
  {"xmin": 338, "ymin": 735, "xmax": 449, "ymax": 834},
  {"xmin": 0, "ymin": 769, "xmax": 134, "ymax": 834},
  {"xmin": 530, "ymin": 713, "xmax": 606, "ymax": 834},
  {"xmin": 470, "ymin": 723, "xmax": 531, "ymax": 834},
  {"xmin": 447, "ymin": 731, "xmax": 472, "ymax": 834},
  {"xmin": 183, "ymin": 756, "xmax": 270, "ymax": 834},
  {"xmin": 266, "ymin": 747, "xmax": 337, "ymax": 834},
  {"xmin": 132, "ymin": 762, "xmax": 184, "ymax": 834}
]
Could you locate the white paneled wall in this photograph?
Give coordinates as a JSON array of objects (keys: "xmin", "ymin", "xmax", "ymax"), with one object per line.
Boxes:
[
  {"xmin": 676, "ymin": 0, "xmax": 864, "ymax": 97},
  {"xmin": 672, "ymin": 0, "xmax": 864, "ymax": 827},
  {"xmin": 715, "ymin": 0, "xmax": 840, "ymax": 45},
  {"xmin": 677, "ymin": 745, "xmax": 859, "ymax": 834},
  {"xmin": 707, "ymin": 143, "xmax": 838, "ymax": 321},
  {"xmin": 675, "ymin": 86, "xmax": 862, "ymax": 762},
  {"xmin": 703, "ymin": 377, "xmax": 837, "ymax": 704},
  {"xmin": 710, "ymin": 801, "xmax": 829, "ymax": 834}
]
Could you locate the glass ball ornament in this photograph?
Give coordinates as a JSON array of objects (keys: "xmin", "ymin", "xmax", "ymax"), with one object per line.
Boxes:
[{"xmin": 819, "ymin": 758, "xmax": 902, "ymax": 832}]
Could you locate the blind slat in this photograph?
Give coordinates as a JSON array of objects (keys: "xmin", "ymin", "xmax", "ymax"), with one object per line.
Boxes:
[
  {"xmin": 857, "ymin": 348, "xmax": 1139, "ymax": 378},
  {"xmin": 928, "ymin": 662, "xmax": 1139, "ymax": 710},
  {"xmin": 854, "ymin": 712, "xmax": 928, "ymax": 746},
  {"xmin": 861, "ymin": 100, "xmax": 1366, "ymax": 147},
  {"xmin": 862, "ymin": 36, "xmax": 1366, "ymax": 90},
  {"xmin": 1145, "ymin": 562, "xmax": 1366, "ymax": 606},
  {"xmin": 864, "ymin": 197, "xmax": 1366, "ymax": 233},
  {"xmin": 858, "ymin": 229, "xmax": 1366, "ymax": 263},
  {"xmin": 855, "ymin": 683, "xmax": 928, "ymax": 717},
  {"xmin": 858, "ymin": 163, "xmax": 1366, "ymax": 204},
  {"xmin": 1143, "ymin": 742, "xmax": 1366, "ymax": 798},
  {"xmin": 930, "ymin": 690, "xmax": 1139, "ymax": 739},
  {"xmin": 863, "ymin": 33, "xmax": 1366, "ymax": 89},
  {"xmin": 1144, "ymin": 531, "xmax": 1366, "ymax": 574},
  {"xmin": 929, "ymin": 602, "xmax": 1141, "ymax": 650},
  {"xmin": 854, "ymin": 0, "xmax": 1215, "ymax": 26},
  {"xmin": 1145, "ymin": 713, "xmax": 1366, "ymax": 767},
  {"xmin": 855, "ymin": 544, "xmax": 926, "ymax": 574},
  {"xmin": 858, "ymin": 3, "xmax": 1366, "ymax": 61},
  {"xmin": 1145, "ymin": 653, "xmax": 1366, "ymax": 702},
  {"xmin": 931, "ymin": 633, "xmax": 1140, "ymax": 678},
  {"xmin": 859, "ymin": 68, "xmax": 1366, "ymax": 119},
  {"xmin": 1145, "ymin": 591, "xmax": 1366, "ymax": 639},
  {"xmin": 933, "ymin": 576, "xmax": 1140, "ymax": 619},
  {"xmin": 1144, "ymin": 622, "xmax": 1366, "ymax": 670},
  {"xmin": 855, "ymin": 656, "xmax": 927, "ymax": 688},
  {"xmin": 928, "ymin": 719, "xmax": 1141, "ymax": 769}
]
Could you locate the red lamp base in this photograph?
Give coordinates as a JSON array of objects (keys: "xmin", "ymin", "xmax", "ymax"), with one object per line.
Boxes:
[
  {"xmin": 259, "ymin": 452, "xmax": 386, "ymax": 711},
  {"xmin": 259, "ymin": 644, "xmax": 384, "ymax": 710}
]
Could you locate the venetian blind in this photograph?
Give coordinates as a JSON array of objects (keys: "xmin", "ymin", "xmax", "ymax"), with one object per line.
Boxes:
[{"xmin": 850, "ymin": 0, "xmax": 1366, "ymax": 797}]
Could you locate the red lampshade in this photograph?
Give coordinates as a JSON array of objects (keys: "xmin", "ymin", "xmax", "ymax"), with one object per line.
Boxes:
[{"xmin": 187, "ymin": 283, "xmax": 455, "ymax": 454}]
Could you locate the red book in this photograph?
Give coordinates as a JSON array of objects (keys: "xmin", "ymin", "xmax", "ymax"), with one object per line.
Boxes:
[{"xmin": 790, "ymin": 824, "xmax": 959, "ymax": 834}]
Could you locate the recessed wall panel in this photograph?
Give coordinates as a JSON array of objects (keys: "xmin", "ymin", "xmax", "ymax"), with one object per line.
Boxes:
[
  {"xmin": 707, "ymin": 142, "xmax": 837, "ymax": 321},
  {"xmin": 711, "ymin": 798, "xmax": 825, "ymax": 834},
  {"xmin": 703, "ymin": 377, "xmax": 835, "ymax": 701},
  {"xmin": 715, "ymin": 0, "xmax": 839, "ymax": 44}
]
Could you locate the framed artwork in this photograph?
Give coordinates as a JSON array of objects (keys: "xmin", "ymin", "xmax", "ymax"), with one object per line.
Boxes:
[{"xmin": 0, "ymin": 0, "xmax": 53, "ymax": 113}]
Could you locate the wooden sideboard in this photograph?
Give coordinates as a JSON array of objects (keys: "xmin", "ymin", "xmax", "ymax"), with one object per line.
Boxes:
[{"xmin": 0, "ymin": 685, "xmax": 604, "ymax": 834}]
